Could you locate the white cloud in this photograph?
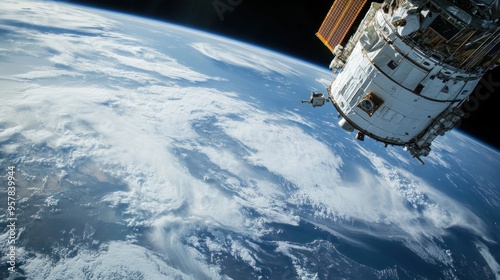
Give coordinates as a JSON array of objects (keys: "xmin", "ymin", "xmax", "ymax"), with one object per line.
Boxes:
[
  {"xmin": 191, "ymin": 42, "xmax": 302, "ymax": 76},
  {"xmin": 21, "ymin": 241, "xmax": 193, "ymax": 279},
  {"xmin": 359, "ymin": 147, "xmax": 487, "ymax": 234},
  {"xmin": 0, "ymin": 0, "xmax": 221, "ymax": 84},
  {"xmin": 220, "ymin": 116, "xmax": 343, "ymax": 188},
  {"xmin": 315, "ymin": 77, "xmax": 332, "ymax": 88},
  {"xmin": 0, "ymin": 0, "xmax": 117, "ymax": 32},
  {"xmin": 0, "ymin": 125, "xmax": 23, "ymax": 141},
  {"xmin": 274, "ymin": 242, "xmax": 320, "ymax": 280},
  {"xmin": 476, "ymin": 241, "xmax": 500, "ymax": 279}
]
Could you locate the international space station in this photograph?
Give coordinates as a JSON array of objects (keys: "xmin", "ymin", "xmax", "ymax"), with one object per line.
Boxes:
[{"xmin": 304, "ymin": 0, "xmax": 500, "ymax": 163}]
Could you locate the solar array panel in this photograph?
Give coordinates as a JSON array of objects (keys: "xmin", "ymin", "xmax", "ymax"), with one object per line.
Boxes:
[{"xmin": 316, "ymin": 0, "xmax": 368, "ymax": 53}]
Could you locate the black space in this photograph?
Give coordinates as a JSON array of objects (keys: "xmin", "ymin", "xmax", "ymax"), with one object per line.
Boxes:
[{"xmin": 62, "ymin": 0, "xmax": 499, "ymax": 149}]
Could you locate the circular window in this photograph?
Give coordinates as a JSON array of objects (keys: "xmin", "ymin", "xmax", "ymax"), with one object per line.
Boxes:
[{"xmin": 360, "ymin": 99, "xmax": 374, "ymax": 111}]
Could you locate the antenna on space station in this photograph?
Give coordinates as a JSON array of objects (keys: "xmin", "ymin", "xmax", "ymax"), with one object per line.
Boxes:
[{"xmin": 308, "ymin": 0, "xmax": 500, "ymax": 164}]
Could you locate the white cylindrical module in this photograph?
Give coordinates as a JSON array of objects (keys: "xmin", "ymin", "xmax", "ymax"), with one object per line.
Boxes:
[{"xmin": 323, "ymin": 0, "xmax": 500, "ymax": 162}]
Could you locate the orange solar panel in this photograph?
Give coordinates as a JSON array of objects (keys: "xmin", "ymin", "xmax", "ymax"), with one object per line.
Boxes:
[{"xmin": 316, "ymin": 0, "xmax": 368, "ymax": 53}]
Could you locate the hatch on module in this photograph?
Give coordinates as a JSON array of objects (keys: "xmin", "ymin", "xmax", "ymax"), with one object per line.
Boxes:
[{"xmin": 306, "ymin": 0, "xmax": 500, "ymax": 164}]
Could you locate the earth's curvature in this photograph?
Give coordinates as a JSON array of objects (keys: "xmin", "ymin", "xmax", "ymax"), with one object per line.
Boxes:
[{"xmin": 1, "ymin": 1, "xmax": 500, "ymax": 279}]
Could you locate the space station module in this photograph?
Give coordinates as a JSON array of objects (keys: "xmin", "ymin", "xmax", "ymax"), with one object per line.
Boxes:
[{"xmin": 312, "ymin": 0, "xmax": 500, "ymax": 163}]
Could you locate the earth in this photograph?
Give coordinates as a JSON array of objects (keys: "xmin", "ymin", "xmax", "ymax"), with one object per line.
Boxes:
[{"xmin": 1, "ymin": 1, "xmax": 500, "ymax": 279}]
